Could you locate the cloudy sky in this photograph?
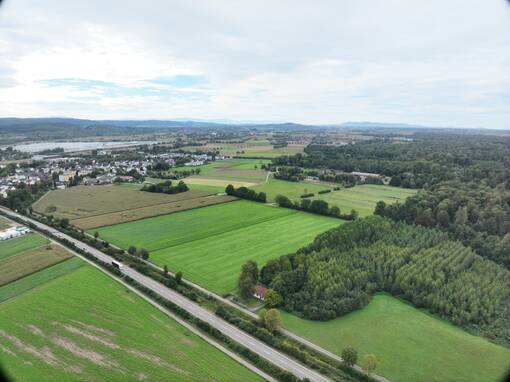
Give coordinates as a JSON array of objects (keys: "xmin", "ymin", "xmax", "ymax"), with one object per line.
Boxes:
[{"xmin": 0, "ymin": 0, "xmax": 509, "ymax": 128}]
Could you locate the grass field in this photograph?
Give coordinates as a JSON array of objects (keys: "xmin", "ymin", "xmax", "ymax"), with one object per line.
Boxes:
[
  {"xmin": 95, "ymin": 200, "xmax": 342, "ymax": 295},
  {"xmin": 180, "ymin": 142, "xmax": 305, "ymax": 158},
  {"xmin": 0, "ymin": 264, "xmax": 262, "ymax": 382},
  {"xmin": 252, "ymin": 179, "xmax": 417, "ymax": 216},
  {"xmin": 0, "ymin": 257, "xmax": 84, "ymax": 303},
  {"xmin": 0, "ymin": 244, "xmax": 73, "ymax": 286},
  {"xmin": 0, "ymin": 215, "xmax": 14, "ymax": 230},
  {"xmin": 0, "ymin": 233, "xmax": 48, "ymax": 261},
  {"xmin": 282, "ymin": 294, "xmax": 510, "ymax": 382},
  {"xmin": 32, "ymin": 184, "xmax": 234, "ymax": 229}
]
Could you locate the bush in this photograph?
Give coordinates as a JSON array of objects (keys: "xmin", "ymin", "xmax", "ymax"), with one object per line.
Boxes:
[{"xmin": 318, "ymin": 189, "xmax": 331, "ymax": 194}]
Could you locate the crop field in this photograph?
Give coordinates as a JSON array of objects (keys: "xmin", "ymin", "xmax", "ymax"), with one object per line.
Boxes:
[
  {"xmin": 180, "ymin": 141, "xmax": 305, "ymax": 158},
  {"xmin": 32, "ymin": 184, "xmax": 234, "ymax": 229},
  {"xmin": 0, "ymin": 215, "xmax": 14, "ymax": 230},
  {"xmin": 252, "ymin": 179, "xmax": 416, "ymax": 216},
  {"xmin": 0, "ymin": 263, "xmax": 262, "ymax": 382},
  {"xmin": 281, "ymin": 294, "xmax": 510, "ymax": 382},
  {"xmin": 95, "ymin": 200, "xmax": 342, "ymax": 295},
  {"xmin": 0, "ymin": 244, "xmax": 73, "ymax": 286},
  {"xmin": 0, "ymin": 233, "xmax": 48, "ymax": 261}
]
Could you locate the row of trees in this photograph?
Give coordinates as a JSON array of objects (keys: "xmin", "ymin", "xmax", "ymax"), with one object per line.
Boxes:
[
  {"xmin": 275, "ymin": 194, "xmax": 358, "ymax": 220},
  {"xmin": 225, "ymin": 184, "xmax": 267, "ymax": 203},
  {"xmin": 141, "ymin": 180, "xmax": 189, "ymax": 194},
  {"xmin": 260, "ymin": 216, "xmax": 510, "ymax": 345}
]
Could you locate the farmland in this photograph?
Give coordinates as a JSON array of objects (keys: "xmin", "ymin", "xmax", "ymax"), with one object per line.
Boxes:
[
  {"xmin": 94, "ymin": 200, "xmax": 342, "ymax": 295},
  {"xmin": 0, "ymin": 233, "xmax": 48, "ymax": 260},
  {"xmin": 32, "ymin": 184, "xmax": 235, "ymax": 229},
  {"xmin": 0, "ymin": 243, "xmax": 72, "ymax": 286},
  {"xmin": 0, "ymin": 263, "xmax": 263, "ymax": 381},
  {"xmin": 0, "ymin": 215, "xmax": 13, "ymax": 229},
  {"xmin": 252, "ymin": 179, "xmax": 417, "ymax": 216},
  {"xmin": 180, "ymin": 140, "xmax": 305, "ymax": 158},
  {"xmin": 282, "ymin": 293, "xmax": 510, "ymax": 382}
]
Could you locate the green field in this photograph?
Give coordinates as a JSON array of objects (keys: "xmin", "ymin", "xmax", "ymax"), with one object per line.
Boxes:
[
  {"xmin": 95, "ymin": 200, "xmax": 342, "ymax": 294},
  {"xmin": 0, "ymin": 264, "xmax": 262, "ymax": 382},
  {"xmin": 282, "ymin": 294, "xmax": 510, "ymax": 382},
  {"xmin": 0, "ymin": 215, "xmax": 13, "ymax": 229},
  {"xmin": 180, "ymin": 142, "xmax": 305, "ymax": 158},
  {"xmin": 0, "ymin": 233, "xmax": 48, "ymax": 261},
  {"xmin": 32, "ymin": 184, "xmax": 234, "ymax": 229},
  {"xmin": 252, "ymin": 179, "xmax": 417, "ymax": 216}
]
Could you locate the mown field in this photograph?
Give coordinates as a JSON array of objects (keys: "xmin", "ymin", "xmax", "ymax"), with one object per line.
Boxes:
[
  {"xmin": 32, "ymin": 184, "xmax": 235, "ymax": 229},
  {"xmin": 180, "ymin": 140, "xmax": 305, "ymax": 158},
  {"xmin": 252, "ymin": 179, "xmax": 417, "ymax": 216},
  {"xmin": 0, "ymin": 263, "xmax": 263, "ymax": 382},
  {"xmin": 0, "ymin": 244, "xmax": 72, "ymax": 286},
  {"xmin": 0, "ymin": 215, "xmax": 13, "ymax": 229},
  {"xmin": 95, "ymin": 200, "xmax": 342, "ymax": 295},
  {"xmin": 282, "ymin": 293, "xmax": 510, "ymax": 382}
]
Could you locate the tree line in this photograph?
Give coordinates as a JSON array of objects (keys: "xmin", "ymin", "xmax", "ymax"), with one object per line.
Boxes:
[
  {"xmin": 275, "ymin": 194, "xmax": 357, "ymax": 220},
  {"xmin": 141, "ymin": 180, "xmax": 189, "ymax": 194},
  {"xmin": 225, "ymin": 184, "xmax": 267, "ymax": 203}
]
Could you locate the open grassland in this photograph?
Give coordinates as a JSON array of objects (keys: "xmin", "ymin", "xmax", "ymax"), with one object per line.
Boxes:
[
  {"xmin": 0, "ymin": 257, "xmax": 84, "ymax": 303},
  {"xmin": 252, "ymin": 179, "xmax": 416, "ymax": 216},
  {"xmin": 0, "ymin": 233, "xmax": 48, "ymax": 261},
  {"xmin": 0, "ymin": 264, "xmax": 263, "ymax": 382},
  {"xmin": 282, "ymin": 294, "xmax": 510, "ymax": 382},
  {"xmin": 95, "ymin": 201, "xmax": 341, "ymax": 295},
  {"xmin": 180, "ymin": 142, "xmax": 305, "ymax": 158},
  {"xmin": 32, "ymin": 184, "xmax": 234, "ymax": 229},
  {"xmin": 0, "ymin": 244, "xmax": 73, "ymax": 286}
]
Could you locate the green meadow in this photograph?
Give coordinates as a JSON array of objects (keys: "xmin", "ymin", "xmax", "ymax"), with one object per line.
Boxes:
[
  {"xmin": 282, "ymin": 293, "xmax": 510, "ymax": 382},
  {"xmin": 252, "ymin": 179, "xmax": 416, "ymax": 216},
  {"xmin": 95, "ymin": 200, "xmax": 342, "ymax": 294},
  {"xmin": 0, "ymin": 264, "xmax": 263, "ymax": 382}
]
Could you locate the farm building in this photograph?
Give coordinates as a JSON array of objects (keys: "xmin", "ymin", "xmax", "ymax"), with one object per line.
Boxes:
[
  {"xmin": 0, "ymin": 226, "xmax": 31, "ymax": 241},
  {"xmin": 253, "ymin": 285, "xmax": 268, "ymax": 301}
]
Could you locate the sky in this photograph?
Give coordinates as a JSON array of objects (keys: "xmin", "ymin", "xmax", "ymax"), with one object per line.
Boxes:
[{"xmin": 0, "ymin": 0, "xmax": 509, "ymax": 129}]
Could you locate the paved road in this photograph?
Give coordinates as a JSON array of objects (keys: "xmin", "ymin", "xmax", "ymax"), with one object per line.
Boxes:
[{"xmin": 0, "ymin": 207, "xmax": 329, "ymax": 382}]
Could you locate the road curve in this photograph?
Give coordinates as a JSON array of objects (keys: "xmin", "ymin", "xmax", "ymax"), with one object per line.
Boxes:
[{"xmin": 0, "ymin": 207, "xmax": 330, "ymax": 382}]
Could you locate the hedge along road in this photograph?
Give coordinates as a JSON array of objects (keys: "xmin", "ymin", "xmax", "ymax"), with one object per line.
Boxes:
[{"xmin": 0, "ymin": 206, "xmax": 329, "ymax": 382}]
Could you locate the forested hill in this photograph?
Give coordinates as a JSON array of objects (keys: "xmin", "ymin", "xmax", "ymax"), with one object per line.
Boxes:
[
  {"xmin": 260, "ymin": 216, "xmax": 510, "ymax": 346},
  {"xmin": 273, "ymin": 133, "xmax": 510, "ymax": 269}
]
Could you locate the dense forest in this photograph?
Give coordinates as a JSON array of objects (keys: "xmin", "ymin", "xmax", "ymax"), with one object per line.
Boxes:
[
  {"xmin": 273, "ymin": 134, "xmax": 510, "ymax": 269},
  {"xmin": 261, "ymin": 216, "xmax": 510, "ymax": 345}
]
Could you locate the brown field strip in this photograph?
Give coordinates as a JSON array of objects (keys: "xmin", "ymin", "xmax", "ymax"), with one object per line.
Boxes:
[
  {"xmin": 72, "ymin": 194, "xmax": 237, "ymax": 229},
  {"xmin": 0, "ymin": 245, "xmax": 73, "ymax": 286}
]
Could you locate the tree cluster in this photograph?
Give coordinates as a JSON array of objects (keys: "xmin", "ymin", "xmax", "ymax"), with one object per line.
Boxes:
[
  {"xmin": 141, "ymin": 180, "xmax": 189, "ymax": 194},
  {"xmin": 225, "ymin": 184, "xmax": 267, "ymax": 203}
]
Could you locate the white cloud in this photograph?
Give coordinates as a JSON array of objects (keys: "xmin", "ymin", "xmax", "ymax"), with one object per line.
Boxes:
[{"xmin": 0, "ymin": 0, "xmax": 509, "ymax": 128}]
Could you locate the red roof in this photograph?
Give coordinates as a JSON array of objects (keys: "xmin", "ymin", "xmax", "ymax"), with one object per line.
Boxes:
[{"xmin": 254, "ymin": 285, "xmax": 268, "ymax": 297}]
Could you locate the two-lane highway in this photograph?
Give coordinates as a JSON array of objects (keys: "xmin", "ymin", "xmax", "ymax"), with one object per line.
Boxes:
[{"xmin": 0, "ymin": 207, "xmax": 330, "ymax": 382}]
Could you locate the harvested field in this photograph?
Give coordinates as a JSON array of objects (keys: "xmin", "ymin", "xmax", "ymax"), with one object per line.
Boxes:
[
  {"xmin": 32, "ymin": 184, "xmax": 234, "ymax": 229},
  {"xmin": 0, "ymin": 244, "xmax": 73, "ymax": 287},
  {"xmin": 71, "ymin": 194, "xmax": 236, "ymax": 229}
]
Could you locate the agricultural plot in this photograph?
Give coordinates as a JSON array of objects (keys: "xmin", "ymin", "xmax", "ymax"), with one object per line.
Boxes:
[
  {"xmin": 94, "ymin": 200, "xmax": 341, "ymax": 295},
  {"xmin": 0, "ymin": 215, "xmax": 14, "ymax": 230},
  {"xmin": 180, "ymin": 141, "xmax": 305, "ymax": 158},
  {"xmin": 281, "ymin": 294, "xmax": 510, "ymax": 382},
  {"xmin": 32, "ymin": 184, "xmax": 234, "ymax": 229},
  {"xmin": 0, "ymin": 233, "xmax": 48, "ymax": 261},
  {"xmin": 0, "ymin": 264, "xmax": 263, "ymax": 382},
  {"xmin": 0, "ymin": 244, "xmax": 72, "ymax": 286},
  {"xmin": 252, "ymin": 179, "xmax": 416, "ymax": 216}
]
